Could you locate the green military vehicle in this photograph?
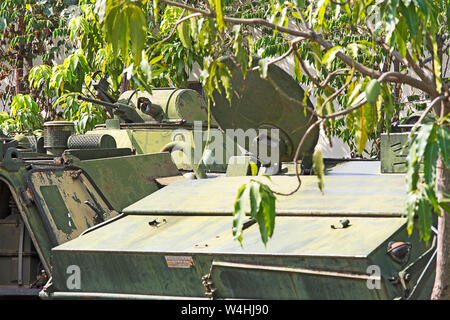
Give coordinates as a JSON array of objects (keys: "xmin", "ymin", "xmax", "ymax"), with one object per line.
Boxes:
[{"xmin": 0, "ymin": 58, "xmax": 435, "ymax": 299}]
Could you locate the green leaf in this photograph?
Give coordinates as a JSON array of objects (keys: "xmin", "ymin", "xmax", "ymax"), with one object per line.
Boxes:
[
  {"xmin": 214, "ymin": 0, "xmax": 224, "ymax": 32},
  {"xmin": 321, "ymin": 45, "xmax": 342, "ymax": 67},
  {"xmin": 353, "ymin": 103, "xmax": 374, "ymax": 156},
  {"xmin": 218, "ymin": 62, "xmax": 232, "ymax": 103},
  {"xmin": 423, "ymin": 140, "xmax": 438, "ymax": 185},
  {"xmin": 249, "ymin": 181, "xmax": 262, "ymax": 219},
  {"xmin": 439, "ymin": 198, "xmax": 450, "ymax": 213},
  {"xmin": 437, "ymin": 126, "xmax": 449, "ymax": 167},
  {"xmin": 447, "ymin": 0, "xmax": 450, "ymax": 33},
  {"xmin": 417, "ymin": 198, "xmax": 432, "ymax": 242},
  {"xmin": 384, "ymin": 0, "xmax": 399, "ymax": 44},
  {"xmin": 412, "ymin": 0, "xmax": 427, "ymax": 16},
  {"xmin": 128, "ymin": 5, "xmax": 147, "ymax": 64},
  {"xmin": 232, "ymin": 184, "xmax": 249, "ymax": 246},
  {"xmin": 0, "ymin": 18, "xmax": 6, "ymax": 31},
  {"xmin": 177, "ymin": 21, "xmax": 192, "ymax": 49},
  {"xmin": 250, "ymin": 162, "xmax": 258, "ymax": 176},
  {"xmin": 316, "ymin": 0, "xmax": 330, "ymax": 28},
  {"xmin": 258, "ymin": 58, "xmax": 269, "ymax": 79},
  {"xmin": 432, "ymin": 38, "xmax": 442, "ymax": 93},
  {"xmin": 406, "ymin": 142, "xmax": 420, "ymax": 191},
  {"xmin": 399, "ymin": 1, "xmax": 418, "ymax": 38},
  {"xmin": 149, "ymin": 55, "xmax": 163, "ymax": 65},
  {"xmin": 396, "ymin": 18, "xmax": 407, "ymax": 57},
  {"xmin": 293, "ymin": 52, "xmax": 303, "ymax": 81},
  {"xmin": 153, "ymin": 0, "xmax": 159, "ymax": 23},
  {"xmin": 312, "ymin": 148, "xmax": 325, "ymax": 194},
  {"xmin": 424, "ymin": 184, "xmax": 440, "ymax": 213},
  {"xmin": 415, "ymin": 123, "xmax": 436, "ymax": 161},
  {"xmin": 69, "ymin": 55, "xmax": 79, "ymax": 73},
  {"xmin": 257, "ymin": 183, "xmax": 276, "ymax": 245},
  {"xmin": 233, "ymin": 180, "xmax": 276, "ymax": 247},
  {"xmin": 406, "ymin": 192, "xmax": 418, "ymax": 235},
  {"xmin": 381, "ymin": 84, "xmax": 394, "ymax": 128}
]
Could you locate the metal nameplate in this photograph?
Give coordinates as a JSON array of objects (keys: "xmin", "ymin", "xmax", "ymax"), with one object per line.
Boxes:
[{"xmin": 165, "ymin": 256, "xmax": 194, "ymax": 268}]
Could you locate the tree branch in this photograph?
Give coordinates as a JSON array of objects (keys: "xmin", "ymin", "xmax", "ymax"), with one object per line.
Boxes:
[{"xmin": 158, "ymin": 0, "xmax": 436, "ymax": 96}]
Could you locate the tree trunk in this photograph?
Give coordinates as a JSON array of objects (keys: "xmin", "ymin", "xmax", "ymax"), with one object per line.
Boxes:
[
  {"xmin": 431, "ymin": 100, "xmax": 450, "ymax": 299},
  {"xmin": 120, "ymin": 62, "xmax": 130, "ymax": 94},
  {"xmin": 14, "ymin": 54, "xmax": 24, "ymax": 95}
]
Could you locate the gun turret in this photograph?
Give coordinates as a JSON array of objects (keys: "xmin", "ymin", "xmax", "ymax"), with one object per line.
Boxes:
[{"xmin": 77, "ymin": 95, "xmax": 145, "ymax": 123}]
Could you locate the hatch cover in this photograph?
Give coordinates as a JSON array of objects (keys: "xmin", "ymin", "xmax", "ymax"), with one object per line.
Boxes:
[{"xmin": 27, "ymin": 167, "xmax": 118, "ymax": 246}]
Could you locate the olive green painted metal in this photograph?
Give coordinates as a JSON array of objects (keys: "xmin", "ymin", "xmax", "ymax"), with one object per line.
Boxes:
[
  {"xmin": 380, "ymin": 133, "xmax": 413, "ymax": 173},
  {"xmin": 123, "ymin": 173, "xmax": 407, "ymax": 216},
  {"xmin": 73, "ymin": 153, "xmax": 182, "ymax": 211},
  {"xmin": 118, "ymin": 88, "xmax": 216, "ymax": 125},
  {"xmin": 225, "ymin": 156, "xmax": 254, "ymax": 177},
  {"xmin": 27, "ymin": 167, "xmax": 119, "ymax": 246},
  {"xmin": 46, "ymin": 214, "xmax": 431, "ymax": 299},
  {"xmin": 82, "ymin": 60, "xmax": 320, "ymax": 172},
  {"xmin": 35, "ymin": 159, "xmax": 435, "ymax": 300},
  {"xmin": 81, "ymin": 86, "xmax": 232, "ymax": 172},
  {"xmin": 0, "ymin": 58, "xmax": 437, "ymax": 300},
  {"xmin": 0, "ymin": 138, "xmax": 183, "ymax": 295},
  {"xmin": 210, "ymin": 57, "xmax": 319, "ymax": 163},
  {"xmin": 87, "ymin": 124, "xmax": 238, "ymax": 172}
]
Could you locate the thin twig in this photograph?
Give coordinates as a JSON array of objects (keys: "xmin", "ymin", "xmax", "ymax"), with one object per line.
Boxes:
[
  {"xmin": 159, "ymin": 0, "xmax": 435, "ymax": 95},
  {"xmin": 273, "ymin": 119, "xmax": 322, "ymax": 196},
  {"xmin": 249, "ymin": 37, "xmax": 304, "ymax": 72},
  {"xmin": 409, "ymin": 95, "xmax": 446, "ymax": 135}
]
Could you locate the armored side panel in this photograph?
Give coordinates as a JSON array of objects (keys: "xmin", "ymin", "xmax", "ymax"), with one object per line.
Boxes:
[
  {"xmin": 46, "ymin": 172, "xmax": 435, "ymax": 300},
  {"xmin": 0, "ymin": 148, "xmax": 184, "ymax": 296}
]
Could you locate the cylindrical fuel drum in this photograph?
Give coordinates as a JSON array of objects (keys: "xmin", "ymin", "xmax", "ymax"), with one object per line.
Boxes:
[
  {"xmin": 44, "ymin": 121, "xmax": 75, "ymax": 156},
  {"xmin": 67, "ymin": 134, "xmax": 117, "ymax": 149}
]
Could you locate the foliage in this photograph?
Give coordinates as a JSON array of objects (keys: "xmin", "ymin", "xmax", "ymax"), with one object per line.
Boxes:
[
  {"xmin": 0, "ymin": 0, "xmax": 78, "ymax": 134},
  {"xmin": 232, "ymin": 179, "xmax": 276, "ymax": 246},
  {"xmin": 124, "ymin": 0, "xmax": 449, "ymax": 247},
  {"xmin": 27, "ymin": 50, "xmax": 108, "ymax": 134},
  {"xmin": 406, "ymin": 122, "xmax": 450, "ymax": 242},
  {"xmin": 1, "ymin": 0, "xmax": 449, "ymax": 250},
  {"xmin": 0, "ymin": 0, "xmax": 76, "ymax": 93},
  {"xmin": 0, "ymin": 94, "xmax": 43, "ymax": 136},
  {"xmin": 2, "ymin": 0, "xmax": 220, "ymax": 135}
]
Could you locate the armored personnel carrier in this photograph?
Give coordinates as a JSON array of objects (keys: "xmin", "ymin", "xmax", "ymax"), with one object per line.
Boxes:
[{"xmin": 0, "ymin": 58, "xmax": 435, "ymax": 299}]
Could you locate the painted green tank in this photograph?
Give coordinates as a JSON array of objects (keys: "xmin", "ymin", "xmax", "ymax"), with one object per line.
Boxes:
[
  {"xmin": 0, "ymin": 58, "xmax": 436, "ymax": 300},
  {"xmin": 78, "ymin": 83, "xmax": 232, "ymax": 173}
]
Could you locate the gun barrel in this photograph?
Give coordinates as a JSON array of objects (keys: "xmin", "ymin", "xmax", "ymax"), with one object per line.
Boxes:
[{"xmin": 77, "ymin": 95, "xmax": 118, "ymax": 109}]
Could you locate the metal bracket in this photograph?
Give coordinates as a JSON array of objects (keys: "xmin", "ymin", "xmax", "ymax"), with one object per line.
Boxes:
[
  {"xmin": 2, "ymin": 148, "xmax": 23, "ymax": 172},
  {"xmin": 398, "ymin": 235, "xmax": 437, "ymax": 299},
  {"xmin": 201, "ymin": 273, "xmax": 216, "ymax": 300},
  {"xmin": 331, "ymin": 219, "xmax": 351, "ymax": 229},
  {"xmin": 84, "ymin": 200, "xmax": 105, "ymax": 225},
  {"xmin": 19, "ymin": 187, "xmax": 33, "ymax": 207}
]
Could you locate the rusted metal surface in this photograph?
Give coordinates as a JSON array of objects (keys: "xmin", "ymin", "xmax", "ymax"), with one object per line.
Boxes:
[{"xmin": 27, "ymin": 167, "xmax": 118, "ymax": 246}]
